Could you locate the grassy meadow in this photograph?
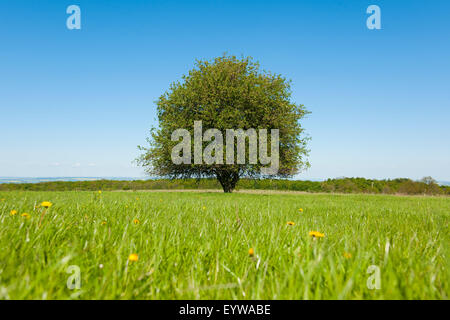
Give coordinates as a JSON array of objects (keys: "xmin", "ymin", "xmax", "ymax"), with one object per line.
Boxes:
[{"xmin": 0, "ymin": 190, "xmax": 448, "ymax": 299}]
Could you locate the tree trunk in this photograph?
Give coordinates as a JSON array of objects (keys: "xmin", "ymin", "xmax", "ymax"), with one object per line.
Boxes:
[{"xmin": 216, "ymin": 170, "xmax": 240, "ymax": 193}]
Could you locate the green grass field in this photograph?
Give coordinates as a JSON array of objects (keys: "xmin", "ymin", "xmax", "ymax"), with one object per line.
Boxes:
[{"xmin": 0, "ymin": 191, "xmax": 448, "ymax": 299}]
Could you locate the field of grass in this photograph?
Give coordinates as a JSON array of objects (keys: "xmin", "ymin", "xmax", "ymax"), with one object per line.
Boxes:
[{"xmin": 0, "ymin": 191, "xmax": 448, "ymax": 299}]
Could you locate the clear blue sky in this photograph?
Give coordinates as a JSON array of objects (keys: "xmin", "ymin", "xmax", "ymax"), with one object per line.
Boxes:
[{"xmin": 1, "ymin": 0, "xmax": 449, "ymax": 180}]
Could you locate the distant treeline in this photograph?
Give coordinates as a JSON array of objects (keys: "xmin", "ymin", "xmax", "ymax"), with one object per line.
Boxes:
[{"xmin": 0, "ymin": 177, "xmax": 449, "ymax": 195}]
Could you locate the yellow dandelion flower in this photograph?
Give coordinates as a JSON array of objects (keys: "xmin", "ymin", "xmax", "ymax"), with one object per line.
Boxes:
[
  {"xmin": 248, "ymin": 248, "xmax": 254, "ymax": 257},
  {"xmin": 10, "ymin": 210, "xmax": 18, "ymax": 216},
  {"xmin": 128, "ymin": 253, "xmax": 139, "ymax": 262},
  {"xmin": 287, "ymin": 221, "xmax": 295, "ymax": 226},
  {"xmin": 202, "ymin": 206, "xmax": 206, "ymax": 210},
  {"xmin": 309, "ymin": 231, "xmax": 325, "ymax": 238},
  {"xmin": 98, "ymin": 190, "xmax": 102, "ymax": 194},
  {"xmin": 21, "ymin": 213, "xmax": 31, "ymax": 219},
  {"xmin": 299, "ymin": 208, "xmax": 303, "ymax": 213},
  {"xmin": 101, "ymin": 221, "xmax": 107, "ymax": 226},
  {"xmin": 133, "ymin": 219, "xmax": 140, "ymax": 225},
  {"xmin": 343, "ymin": 252, "xmax": 352, "ymax": 259},
  {"xmin": 40, "ymin": 201, "xmax": 52, "ymax": 208}
]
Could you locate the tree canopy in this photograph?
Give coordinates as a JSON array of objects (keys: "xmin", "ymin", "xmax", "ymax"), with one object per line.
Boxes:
[{"xmin": 138, "ymin": 55, "xmax": 310, "ymax": 192}]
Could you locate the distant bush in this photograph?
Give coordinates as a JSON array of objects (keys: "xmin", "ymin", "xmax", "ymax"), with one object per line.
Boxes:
[{"xmin": 0, "ymin": 177, "xmax": 448, "ymax": 196}]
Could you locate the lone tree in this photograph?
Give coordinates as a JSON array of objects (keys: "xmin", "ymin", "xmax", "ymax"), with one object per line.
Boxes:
[{"xmin": 138, "ymin": 55, "xmax": 309, "ymax": 192}]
